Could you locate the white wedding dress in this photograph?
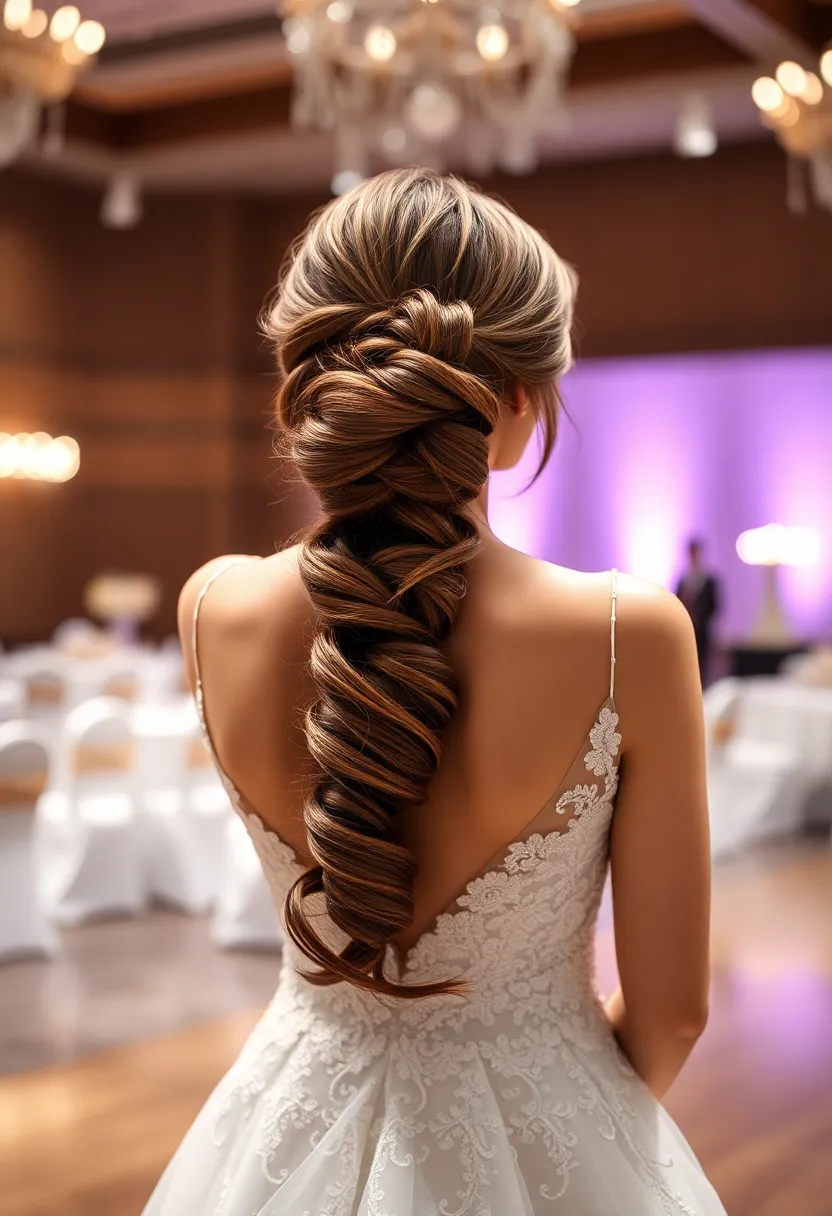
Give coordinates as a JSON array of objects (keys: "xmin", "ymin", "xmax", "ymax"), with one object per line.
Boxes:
[{"xmin": 142, "ymin": 564, "xmax": 727, "ymax": 1216}]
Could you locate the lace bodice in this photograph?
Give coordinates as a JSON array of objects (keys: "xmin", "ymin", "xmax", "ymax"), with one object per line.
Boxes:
[{"xmin": 174, "ymin": 563, "xmax": 721, "ymax": 1215}]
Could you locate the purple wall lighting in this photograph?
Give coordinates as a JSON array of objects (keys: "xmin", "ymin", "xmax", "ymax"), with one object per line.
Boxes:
[{"xmin": 489, "ymin": 348, "xmax": 832, "ymax": 643}]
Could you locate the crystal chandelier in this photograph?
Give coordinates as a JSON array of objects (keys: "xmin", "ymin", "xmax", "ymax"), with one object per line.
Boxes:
[
  {"xmin": 0, "ymin": 0, "xmax": 106, "ymax": 168},
  {"xmin": 751, "ymin": 50, "xmax": 832, "ymax": 213},
  {"xmin": 283, "ymin": 0, "xmax": 579, "ymax": 191}
]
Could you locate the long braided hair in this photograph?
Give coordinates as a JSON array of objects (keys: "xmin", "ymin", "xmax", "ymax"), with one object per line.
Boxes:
[{"xmin": 266, "ymin": 169, "xmax": 576, "ymax": 998}]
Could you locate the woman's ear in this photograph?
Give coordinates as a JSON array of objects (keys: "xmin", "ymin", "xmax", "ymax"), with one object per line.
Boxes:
[{"xmin": 510, "ymin": 382, "xmax": 530, "ymax": 418}]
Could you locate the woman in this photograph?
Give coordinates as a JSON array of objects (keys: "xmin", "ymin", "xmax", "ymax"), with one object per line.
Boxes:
[{"xmin": 144, "ymin": 169, "xmax": 725, "ymax": 1214}]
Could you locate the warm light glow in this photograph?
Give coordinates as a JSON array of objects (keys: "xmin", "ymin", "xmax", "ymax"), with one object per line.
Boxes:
[
  {"xmin": 60, "ymin": 37, "xmax": 87, "ymax": 64},
  {"xmin": 822, "ymin": 50, "xmax": 832, "ymax": 87},
  {"xmin": 752, "ymin": 76, "xmax": 784, "ymax": 112},
  {"xmin": 49, "ymin": 3, "xmax": 79, "ymax": 41},
  {"xmin": 364, "ymin": 24, "xmax": 396, "ymax": 62},
  {"xmin": 3, "ymin": 0, "xmax": 32, "ymax": 31},
  {"xmin": 21, "ymin": 6, "xmax": 46, "ymax": 37},
  {"xmin": 476, "ymin": 23, "xmax": 509, "ymax": 62},
  {"xmin": 737, "ymin": 524, "xmax": 821, "ymax": 568},
  {"xmin": 0, "ymin": 432, "xmax": 80, "ymax": 482},
  {"xmin": 776, "ymin": 60, "xmax": 807, "ymax": 97},
  {"xmin": 800, "ymin": 72, "xmax": 823, "ymax": 105},
  {"xmin": 555, "ymin": 0, "xmax": 582, "ymax": 7},
  {"xmin": 74, "ymin": 17, "xmax": 105, "ymax": 54},
  {"xmin": 331, "ymin": 169, "xmax": 364, "ymax": 196},
  {"xmin": 778, "ymin": 97, "xmax": 800, "ymax": 127},
  {"xmin": 326, "ymin": 1, "xmax": 351, "ymax": 21}
]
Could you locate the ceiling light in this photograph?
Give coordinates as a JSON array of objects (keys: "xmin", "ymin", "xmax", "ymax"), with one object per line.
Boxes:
[
  {"xmin": 331, "ymin": 169, "xmax": 364, "ymax": 196},
  {"xmin": 821, "ymin": 50, "xmax": 832, "ymax": 87},
  {"xmin": 20, "ymin": 6, "xmax": 46, "ymax": 36},
  {"xmin": 74, "ymin": 18, "xmax": 105, "ymax": 54},
  {"xmin": 476, "ymin": 23, "xmax": 509, "ymax": 62},
  {"xmin": 101, "ymin": 174, "xmax": 142, "ymax": 229},
  {"xmin": 775, "ymin": 60, "xmax": 807, "ymax": 97},
  {"xmin": 3, "ymin": 0, "xmax": 32, "ymax": 30},
  {"xmin": 364, "ymin": 25, "xmax": 396, "ymax": 62},
  {"xmin": 49, "ymin": 4, "xmax": 80, "ymax": 42},
  {"xmin": 751, "ymin": 76, "xmax": 784, "ymax": 113},
  {"xmin": 799, "ymin": 72, "xmax": 823, "ymax": 105},
  {"xmin": 674, "ymin": 95, "xmax": 717, "ymax": 158}
]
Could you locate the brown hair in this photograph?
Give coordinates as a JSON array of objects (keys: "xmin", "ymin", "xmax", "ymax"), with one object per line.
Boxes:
[{"xmin": 266, "ymin": 168, "xmax": 575, "ymax": 998}]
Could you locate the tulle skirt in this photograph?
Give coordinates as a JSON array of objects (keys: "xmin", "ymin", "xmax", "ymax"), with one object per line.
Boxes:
[{"xmin": 142, "ymin": 991, "xmax": 727, "ymax": 1216}]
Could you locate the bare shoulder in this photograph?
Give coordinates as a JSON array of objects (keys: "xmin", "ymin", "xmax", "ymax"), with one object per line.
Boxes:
[
  {"xmin": 614, "ymin": 571, "xmax": 696, "ymax": 658},
  {"xmin": 177, "ymin": 546, "xmax": 310, "ymax": 663}
]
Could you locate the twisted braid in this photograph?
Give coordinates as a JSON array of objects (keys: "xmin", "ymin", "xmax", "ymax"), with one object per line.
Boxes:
[{"xmin": 267, "ymin": 169, "xmax": 575, "ymax": 997}]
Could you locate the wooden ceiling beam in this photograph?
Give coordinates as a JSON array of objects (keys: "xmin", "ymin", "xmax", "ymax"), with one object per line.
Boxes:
[{"xmin": 684, "ymin": 0, "xmax": 819, "ymax": 64}]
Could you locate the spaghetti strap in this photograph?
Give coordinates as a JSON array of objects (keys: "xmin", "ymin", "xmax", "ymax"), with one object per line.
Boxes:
[{"xmin": 609, "ymin": 568, "xmax": 618, "ymax": 701}]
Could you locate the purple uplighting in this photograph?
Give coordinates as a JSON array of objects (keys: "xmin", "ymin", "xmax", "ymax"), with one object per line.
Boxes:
[{"xmin": 489, "ymin": 348, "xmax": 832, "ymax": 642}]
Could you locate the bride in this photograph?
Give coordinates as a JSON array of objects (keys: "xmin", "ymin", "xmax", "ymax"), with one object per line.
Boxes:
[{"xmin": 143, "ymin": 168, "xmax": 726, "ymax": 1214}]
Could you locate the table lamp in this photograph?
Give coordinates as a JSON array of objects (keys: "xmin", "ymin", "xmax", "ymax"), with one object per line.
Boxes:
[{"xmin": 736, "ymin": 524, "xmax": 820, "ymax": 646}]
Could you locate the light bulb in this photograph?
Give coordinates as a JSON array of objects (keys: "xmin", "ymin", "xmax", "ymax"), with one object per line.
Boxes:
[
  {"xmin": 800, "ymin": 72, "xmax": 823, "ymax": 105},
  {"xmin": 476, "ymin": 23, "xmax": 508, "ymax": 62},
  {"xmin": 405, "ymin": 83, "xmax": 461, "ymax": 143},
  {"xmin": 101, "ymin": 174, "xmax": 142, "ymax": 229},
  {"xmin": 751, "ymin": 76, "xmax": 784, "ymax": 113},
  {"xmin": 21, "ymin": 7, "xmax": 46, "ymax": 37},
  {"xmin": 74, "ymin": 18, "xmax": 105, "ymax": 54},
  {"xmin": 331, "ymin": 169, "xmax": 364, "ymax": 196},
  {"xmin": 822, "ymin": 50, "xmax": 832, "ymax": 87},
  {"xmin": 776, "ymin": 60, "xmax": 807, "ymax": 97},
  {"xmin": 3, "ymin": 0, "xmax": 32, "ymax": 31},
  {"xmin": 283, "ymin": 16, "xmax": 311, "ymax": 55},
  {"xmin": 674, "ymin": 96, "xmax": 717, "ymax": 158},
  {"xmin": 364, "ymin": 25, "xmax": 396, "ymax": 62},
  {"xmin": 49, "ymin": 4, "xmax": 79, "ymax": 42}
]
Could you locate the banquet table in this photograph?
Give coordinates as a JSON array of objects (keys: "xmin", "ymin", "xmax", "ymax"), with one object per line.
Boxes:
[{"xmin": 737, "ymin": 678, "xmax": 832, "ymax": 781}]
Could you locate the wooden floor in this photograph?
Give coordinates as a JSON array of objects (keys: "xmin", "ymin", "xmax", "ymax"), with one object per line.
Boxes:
[{"xmin": 3, "ymin": 843, "xmax": 832, "ymax": 1216}]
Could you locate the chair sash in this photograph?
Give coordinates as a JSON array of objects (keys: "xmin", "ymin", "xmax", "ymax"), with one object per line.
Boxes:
[
  {"xmin": 71, "ymin": 740, "xmax": 134, "ymax": 776},
  {"xmin": 0, "ymin": 769, "xmax": 48, "ymax": 808},
  {"xmin": 103, "ymin": 674, "xmax": 139, "ymax": 701},
  {"xmin": 27, "ymin": 680, "xmax": 65, "ymax": 707}
]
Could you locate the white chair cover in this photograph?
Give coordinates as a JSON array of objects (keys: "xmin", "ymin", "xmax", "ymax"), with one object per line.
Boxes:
[
  {"xmin": 0, "ymin": 724, "xmax": 58, "ymax": 959},
  {"xmin": 37, "ymin": 697, "xmax": 145, "ymax": 924},
  {"xmin": 704, "ymin": 679, "xmax": 806, "ymax": 859},
  {"xmin": 211, "ymin": 812, "xmax": 282, "ymax": 950},
  {"xmin": 0, "ymin": 678, "xmax": 25, "ymax": 724},
  {"xmin": 139, "ymin": 714, "xmax": 233, "ymax": 914}
]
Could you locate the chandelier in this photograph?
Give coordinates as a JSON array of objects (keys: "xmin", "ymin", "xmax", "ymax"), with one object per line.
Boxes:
[
  {"xmin": 751, "ymin": 50, "xmax": 832, "ymax": 213},
  {"xmin": 0, "ymin": 0, "xmax": 106, "ymax": 168},
  {"xmin": 283, "ymin": 0, "xmax": 580, "ymax": 192}
]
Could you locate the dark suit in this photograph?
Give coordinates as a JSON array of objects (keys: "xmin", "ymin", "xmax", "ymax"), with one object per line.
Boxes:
[{"xmin": 676, "ymin": 572, "xmax": 720, "ymax": 682}]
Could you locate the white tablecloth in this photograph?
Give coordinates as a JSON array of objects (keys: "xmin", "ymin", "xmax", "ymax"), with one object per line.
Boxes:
[{"xmin": 737, "ymin": 679, "xmax": 832, "ymax": 780}]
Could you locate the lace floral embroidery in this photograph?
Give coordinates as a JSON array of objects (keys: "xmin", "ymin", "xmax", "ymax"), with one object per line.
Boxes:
[{"xmin": 197, "ymin": 703, "xmax": 706, "ymax": 1215}]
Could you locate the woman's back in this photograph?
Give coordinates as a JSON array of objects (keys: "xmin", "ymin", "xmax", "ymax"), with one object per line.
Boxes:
[
  {"xmin": 188, "ymin": 537, "xmax": 618, "ymax": 955},
  {"xmin": 142, "ymin": 167, "xmax": 725, "ymax": 1215}
]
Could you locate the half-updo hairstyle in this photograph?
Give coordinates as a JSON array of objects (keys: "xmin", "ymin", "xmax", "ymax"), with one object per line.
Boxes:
[{"xmin": 266, "ymin": 169, "xmax": 575, "ymax": 998}]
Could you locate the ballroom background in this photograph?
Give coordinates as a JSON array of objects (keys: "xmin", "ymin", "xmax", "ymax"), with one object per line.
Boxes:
[{"xmin": 2, "ymin": 2, "xmax": 832, "ymax": 1214}]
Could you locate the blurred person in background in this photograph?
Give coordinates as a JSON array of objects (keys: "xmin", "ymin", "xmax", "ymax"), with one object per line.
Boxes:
[
  {"xmin": 676, "ymin": 537, "xmax": 721, "ymax": 684},
  {"xmin": 141, "ymin": 169, "xmax": 723, "ymax": 1216}
]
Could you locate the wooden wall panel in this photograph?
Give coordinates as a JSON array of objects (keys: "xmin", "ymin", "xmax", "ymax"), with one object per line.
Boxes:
[{"xmin": 1, "ymin": 141, "xmax": 829, "ymax": 642}]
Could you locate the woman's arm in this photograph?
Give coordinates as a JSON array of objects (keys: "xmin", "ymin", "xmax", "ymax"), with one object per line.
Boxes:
[{"xmin": 604, "ymin": 576, "xmax": 711, "ymax": 1101}]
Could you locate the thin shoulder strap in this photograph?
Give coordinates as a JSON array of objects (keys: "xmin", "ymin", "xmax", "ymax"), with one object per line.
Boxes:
[
  {"xmin": 192, "ymin": 558, "xmax": 253, "ymax": 768},
  {"xmin": 609, "ymin": 568, "xmax": 618, "ymax": 701}
]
